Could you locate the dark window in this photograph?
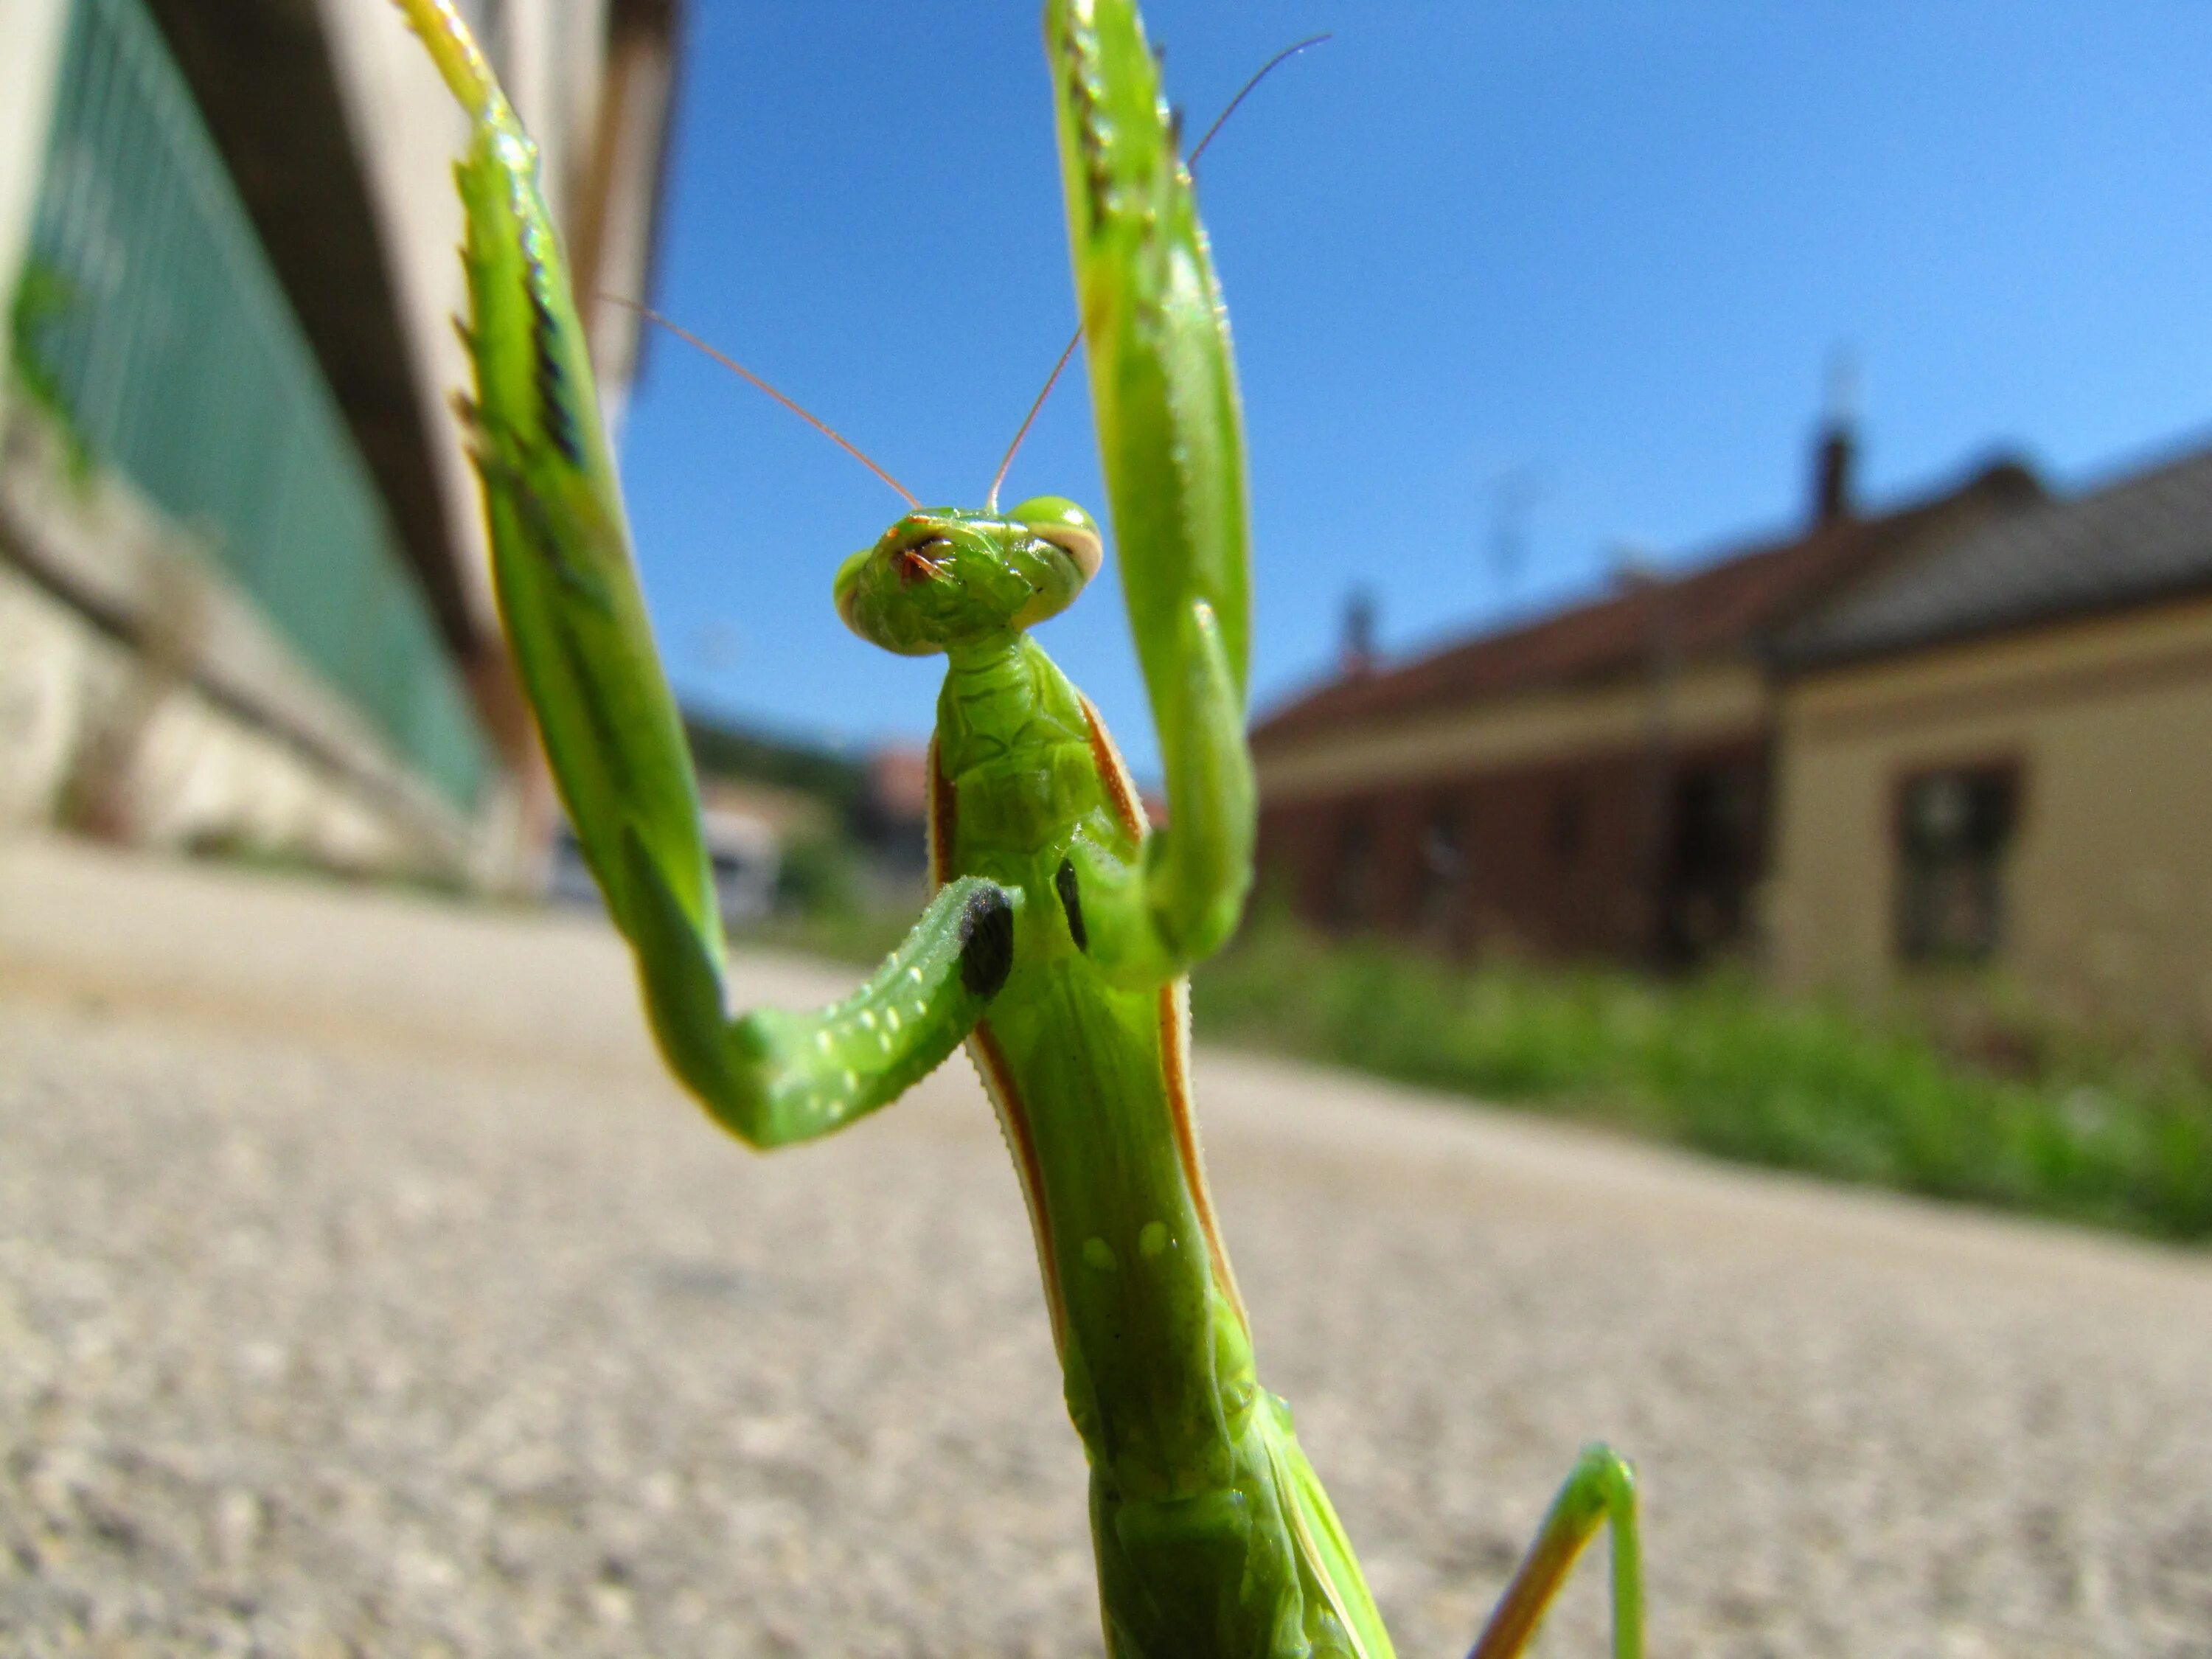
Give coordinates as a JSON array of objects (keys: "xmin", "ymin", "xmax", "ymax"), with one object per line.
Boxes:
[
  {"xmin": 1329, "ymin": 810, "xmax": 1377, "ymax": 930},
  {"xmin": 1661, "ymin": 762, "xmax": 1761, "ymax": 959},
  {"xmin": 1896, "ymin": 764, "xmax": 2020, "ymax": 964},
  {"xmin": 1417, "ymin": 796, "xmax": 1467, "ymax": 939}
]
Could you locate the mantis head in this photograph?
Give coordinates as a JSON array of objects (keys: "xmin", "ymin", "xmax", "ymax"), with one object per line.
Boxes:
[
  {"xmin": 605, "ymin": 305, "xmax": 1105, "ymax": 658},
  {"xmin": 835, "ymin": 498, "xmax": 1103, "ymax": 655}
]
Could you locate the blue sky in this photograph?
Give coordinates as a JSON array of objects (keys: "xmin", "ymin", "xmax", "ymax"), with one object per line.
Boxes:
[{"xmin": 615, "ymin": 2, "xmax": 2212, "ymax": 777}]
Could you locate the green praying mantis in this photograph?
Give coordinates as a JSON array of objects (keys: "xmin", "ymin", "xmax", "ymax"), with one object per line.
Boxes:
[{"xmin": 394, "ymin": 1, "xmax": 1641, "ymax": 1652}]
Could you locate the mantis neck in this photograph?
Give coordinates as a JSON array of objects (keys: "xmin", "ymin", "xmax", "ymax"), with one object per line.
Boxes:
[
  {"xmin": 935, "ymin": 633, "xmax": 1090, "ymax": 813},
  {"xmin": 944, "ymin": 628, "xmax": 1024, "ymax": 678}
]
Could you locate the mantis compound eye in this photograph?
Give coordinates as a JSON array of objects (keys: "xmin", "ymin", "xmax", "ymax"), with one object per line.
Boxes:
[{"xmin": 1011, "ymin": 496, "xmax": 1104, "ymax": 584}]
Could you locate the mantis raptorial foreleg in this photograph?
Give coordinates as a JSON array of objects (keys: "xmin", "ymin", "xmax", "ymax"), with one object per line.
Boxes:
[
  {"xmin": 622, "ymin": 842, "xmax": 1017, "ymax": 1146},
  {"xmin": 400, "ymin": 0, "xmax": 1017, "ymax": 1144},
  {"xmin": 1044, "ymin": 0, "xmax": 1258, "ymax": 978},
  {"xmin": 394, "ymin": 0, "xmax": 1647, "ymax": 1650}
]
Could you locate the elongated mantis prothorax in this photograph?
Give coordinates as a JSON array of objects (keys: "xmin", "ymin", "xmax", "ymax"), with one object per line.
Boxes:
[{"xmin": 391, "ymin": 0, "xmax": 1642, "ymax": 1652}]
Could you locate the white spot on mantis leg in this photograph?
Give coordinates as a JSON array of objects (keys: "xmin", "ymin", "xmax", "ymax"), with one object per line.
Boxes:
[
  {"xmin": 1138, "ymin": 1221, "xmax": 1169, "ymax": 1259},
  {"xmin": 1082, "ymin": 1237, "xmax": 1118, "ymax": 1272},
  {"xmin": 815, "ymin": 1031, "xmax": 834, "ymax": 1054},
  {"xmin": 883, "ymin": 1006, "xmax": 902, "ymax": 1033}
]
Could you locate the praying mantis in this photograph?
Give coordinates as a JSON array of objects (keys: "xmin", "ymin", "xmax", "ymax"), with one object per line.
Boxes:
[{"xmin": 394, "ymin": 0, "xmax": 1641, "ymax": 1652}]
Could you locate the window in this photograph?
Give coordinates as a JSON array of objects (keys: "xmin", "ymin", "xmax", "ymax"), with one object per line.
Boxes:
[
  {"xmin": 1896, "ymin": 763, "xmax": 2020, "ymax": 964},
  {"xmin": 1416, "ymin": 796, "xmax": 1467, "ymax": 939},
  {"xmin": 1329, "ymin": 810, "xmax": 1377, "ymax": 931},
  {"xmin": 1662, "ymin": 762, "xmax": 1761, "ymax": 959}
]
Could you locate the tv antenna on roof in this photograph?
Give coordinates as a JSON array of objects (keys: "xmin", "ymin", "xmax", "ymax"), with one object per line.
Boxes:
[{"xmin": 1489, "ymin": 464, "xmax": 1540, "ymax": 588}]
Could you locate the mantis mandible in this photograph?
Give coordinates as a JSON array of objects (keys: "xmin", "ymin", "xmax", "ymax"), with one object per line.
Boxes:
[{"xmin": 394, "ymin": 1, "xmax": 1641, "ymax": 1652}]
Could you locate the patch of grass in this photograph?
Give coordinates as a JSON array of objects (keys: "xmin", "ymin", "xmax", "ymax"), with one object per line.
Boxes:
[{"xmin": 1192, "ymin": 917, "xmax": 2212, "ymax": 1242}]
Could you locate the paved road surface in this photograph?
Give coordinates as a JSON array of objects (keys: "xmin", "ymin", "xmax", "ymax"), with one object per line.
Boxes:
[{"xmin": 3, "ymin": 836, "xmax": 2209, "ymax": 1658}]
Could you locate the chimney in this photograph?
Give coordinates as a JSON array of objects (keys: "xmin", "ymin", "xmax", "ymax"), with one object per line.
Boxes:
[
  {"xmin": 1340, "ymin": 588, "xmax": 1377, "ymax": 679},
  {"xmin": 1810, "ymin": 349, "xmax": 1858, "ymax": 527}
]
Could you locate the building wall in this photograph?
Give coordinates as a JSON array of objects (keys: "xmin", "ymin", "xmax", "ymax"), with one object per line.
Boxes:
[
  {"xmin": 1261, "ymin": 751, "xmax": 1639, "ymax": 957},
  {"xmin": 1254, "ymin": 660, "xmax": 1770, "ymax": 804},
  {"xmin": 0, "ymin": 0, "xmax": 675, "ymax": 888},
  {"xmin": 0, "ymin": 413, "xmax": 493, "ymax": 878},
  {"xmin": 0, "ymin": 563, "xmax": 458, "ymax": 874},
  {"xmin": 1770, "ymin": 593, "xmax": 2212, "ymax": 1035},
  {"xmin": 1253, "ymin": 661, "xmax": 1772, "ymax": 961}
]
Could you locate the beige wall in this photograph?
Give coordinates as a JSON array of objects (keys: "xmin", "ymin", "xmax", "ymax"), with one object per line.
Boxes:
[
  {"xmin": 1770, "ymin": 595, "xmax": 2212, "ymax": 1034},
  {"xmin": 1255, "ymin": 661, "xmax": 1770, "ymax": 803}
]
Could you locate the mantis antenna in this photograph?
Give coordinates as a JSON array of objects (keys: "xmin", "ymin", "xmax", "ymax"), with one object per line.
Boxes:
[
  {"xmin": 601, "ymin": 295, "xmax": 921, "ymax": 509},
  {"xmin": 983, "ymin": 32, "xmax": 1332, "ymax": 513}
]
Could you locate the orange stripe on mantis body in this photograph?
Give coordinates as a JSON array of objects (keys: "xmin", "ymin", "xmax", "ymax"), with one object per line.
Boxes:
[
  {"xmin": 1074, "ymin": 698, "xmax": 1245, "ymax": 1327},
  {"xmin": 967, "ymin": 1020, "xmax": 1068, "ymax": 1356},
  {"xmin": 931, "ymin": 735, "xmax": 1068, "ymax": 1352},
  {"xmin": 1157, "ymin": 978, "xmax": 1248, "ymax": 1332},
  {"xmin": 1078, "ymin": 693, "xmax": 1147, "ymax": 839},
  {"xmin": 927, "ymin": 735, "xmax": 957, "ymax": 887}
]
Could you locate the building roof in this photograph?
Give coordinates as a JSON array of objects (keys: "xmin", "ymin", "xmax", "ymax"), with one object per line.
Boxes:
[
  {"xmin": 1251, "ymin": 457, "xmax": 2042, "ymax": 748},
  {"xmin": 1775, "ymin": 438, "xmax": 2212, "ymax": 668}
]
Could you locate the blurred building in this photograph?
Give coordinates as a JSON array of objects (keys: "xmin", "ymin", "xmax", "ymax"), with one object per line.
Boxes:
[
  {"xmin": 549, "ymin": 776, "xmax": 827, "ymax": 929},
  {"xmin": 1768, "ymin": 437, "xmax": 2212, "ymax": 1035},
  {"xmin": 1251, "ymin": 418, "xmax": 2042, "ymax": 965},
  {"xmin": 855, "ymin": 742, "xmax": 931, "ymax": 883},
  {"xmin": 1256, "ymin": 411, "xmax": 2212, "ymax": 1037},
  {"xmin": 0, "ymin": 0, "xmax": 681, "ymax": 886}
]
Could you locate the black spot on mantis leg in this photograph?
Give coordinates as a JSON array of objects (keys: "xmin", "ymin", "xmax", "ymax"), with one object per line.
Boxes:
[
  {"xmin": 527, "ymin": 285, "xmax": 583, "ymax": 465},
  {"xmin": 958, "ymin": 885, "xmax": 1015, "ymax": 998},
  {"xmin": 1055, "ymin": 856, "xmax": 1089, "ymax": 952},
  {"xmin": 518, "ymin": 223, "xmax": 584, "ymax": 466},
  {"xmin": 468, "ymin": 444, "xmax": 609, "ymax": 608}
]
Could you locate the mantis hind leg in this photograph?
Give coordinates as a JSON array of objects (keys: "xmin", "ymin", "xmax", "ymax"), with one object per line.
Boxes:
[{"xmin": 1467, "ymin": 1445, "xmax": 1642, "ymax": 1659}]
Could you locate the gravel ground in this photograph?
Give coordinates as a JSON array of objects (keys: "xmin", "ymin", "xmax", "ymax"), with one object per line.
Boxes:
[{"xmin": 3, "ymin": 835, "xmax": 2210, "ymax": 1658}]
